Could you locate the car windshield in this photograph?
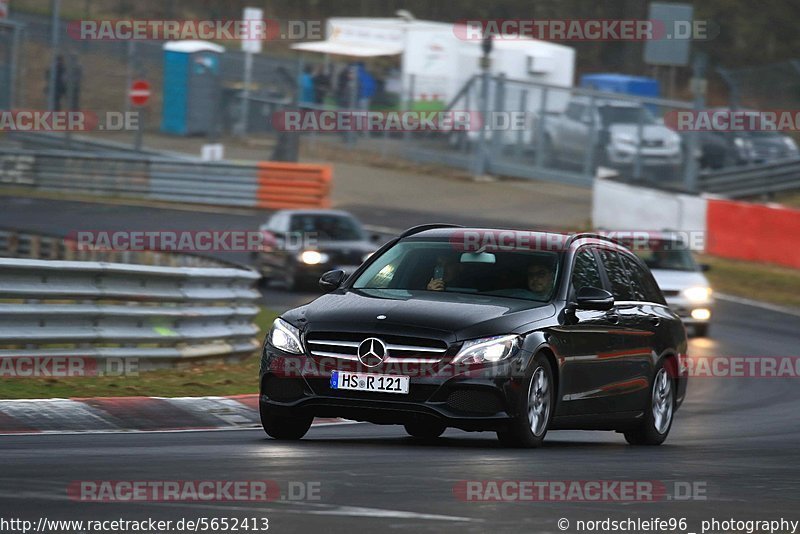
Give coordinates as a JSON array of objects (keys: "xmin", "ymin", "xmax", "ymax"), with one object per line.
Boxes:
[
  {"xmin": 598, "ymin": 105, "xmax": 656, "ymax": 126},
  {"xmin": 629, "ymin": 241, "xmax": 698, "ymax": 272},
  {"xmin": 351, "ymin": 240, "xmax": 560, "ymax": 302},
  {"xmin": 289, "ymin": 214, "xmax": 364, "ymax": 241}
]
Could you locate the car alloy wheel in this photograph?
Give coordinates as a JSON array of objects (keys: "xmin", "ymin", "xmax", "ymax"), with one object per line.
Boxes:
[
  {"xmin": 528, "ymin": 367, "xmax": 551, "ymax": 437},
  {"xmin": 652, "ymin": 368, "xmax": 673, "ymax": 435}
]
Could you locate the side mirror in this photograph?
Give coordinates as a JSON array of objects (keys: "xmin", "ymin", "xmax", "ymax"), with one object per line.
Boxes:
[
  {"xmin": 319, "ymin": 269, "xmax": 346, "ymax": 293},
  {"xmin": 699, "ymin": 263, "xmax": 711, "ymax": 272},
  {"xmin": 574, "ymin": 286, "xmax": 614, "ymax": 311}
]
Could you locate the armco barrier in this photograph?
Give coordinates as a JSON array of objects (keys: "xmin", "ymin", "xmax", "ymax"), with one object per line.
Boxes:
[
  {"xmin": 706, "ymin": 200, "xmax": 800, "ymax": 269},
  {"xmin": 256, "ymin": 162, "xmax": 332, "ymax": 209},
  {"xmin": 0, "ymin": 257, "xmax": 261, "ymax": 369},
  {"xmin": 0, "ymin": 147, "xmax": 331, "ymax": 209}
]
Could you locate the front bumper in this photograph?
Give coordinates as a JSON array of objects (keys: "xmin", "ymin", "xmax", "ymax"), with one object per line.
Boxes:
[
  {"xmin": 259, "ymin": 346, "xmax": 526, "ymax": 432},
  {"xmin": 665, "ymin": 296, "xmax": 713, "ymax": 325}
]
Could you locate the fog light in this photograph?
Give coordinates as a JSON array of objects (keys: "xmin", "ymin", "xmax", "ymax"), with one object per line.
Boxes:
[{"xmin": 691, "ymin": 308, "xmax": 711, "ymax": 321}]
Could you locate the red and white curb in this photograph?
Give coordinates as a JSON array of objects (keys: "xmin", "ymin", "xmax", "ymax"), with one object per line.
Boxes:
[{"xmin": 0, "ymin": 394, "xmax": 347, "ymax": 434}]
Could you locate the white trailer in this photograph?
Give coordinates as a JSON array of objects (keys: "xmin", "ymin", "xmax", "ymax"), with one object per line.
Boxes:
[{"xmin": 291, "ymin": 17, "xmax": 575, "ymax": 114}]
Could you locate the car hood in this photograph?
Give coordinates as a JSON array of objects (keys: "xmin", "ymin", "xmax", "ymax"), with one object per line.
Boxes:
[
  {"xmin": 285, "ymin": 289, "xmax": 557, "ymax": 342},
  {"xmin": 650, "ymin": 269, "xmax": 710, "ymax": 292}
]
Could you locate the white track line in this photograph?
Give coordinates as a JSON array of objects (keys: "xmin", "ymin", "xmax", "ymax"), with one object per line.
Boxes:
[{"xmin": 716, "ymin": 293, "xmax": 800, "ymax": 318}]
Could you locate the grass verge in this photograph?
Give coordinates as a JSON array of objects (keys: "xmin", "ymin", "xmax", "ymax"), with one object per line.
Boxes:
[
  {"xmin": 0, "ymin": 308, "xmax": 278, "ymax": 400},
  {"xmin": 699, "ymin": 255, "xmax": 800, "ymax": 309}
]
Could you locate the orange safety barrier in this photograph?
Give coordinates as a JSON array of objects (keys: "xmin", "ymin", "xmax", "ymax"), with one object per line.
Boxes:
[
  {"xmin": 706, "ymin": 199, "xmax": 800, "ymax": 269},
  {"xmin": 256, "ymin": 162, "xmax": 332, "ymax": 209}
]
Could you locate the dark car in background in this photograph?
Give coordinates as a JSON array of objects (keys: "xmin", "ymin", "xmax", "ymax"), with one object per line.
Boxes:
[
  {"xmin": 259, "ymin": 225, "xmax": 688, "ymax": 447},
  {"xmin": 699, "ymin": 110, "xmax": 800, "ymax": 169},
  {"xmin": 254, "ymin": 209, "xmax": 380, "ymax": 291}
]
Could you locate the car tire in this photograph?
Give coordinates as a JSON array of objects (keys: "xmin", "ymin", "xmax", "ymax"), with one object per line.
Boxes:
[
  {"xmin": 496, "ymin": 354, "xmax": 554, "ymax": 448},
  {"xmin": 404, "ymin": 421, "xmax": 446, "ymax": 440},
  {"xmin": 260, "ymin": 402, "xmax": 313, "ymax": 440},
  {"xmin": 624, "ymin": 360, "xmax": 675, "ymax": 446}
]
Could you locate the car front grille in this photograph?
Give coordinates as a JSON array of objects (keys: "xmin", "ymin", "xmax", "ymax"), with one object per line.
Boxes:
[
  {"xmin": 305, "ymin": 332, "xmax": 448, "ymax": 363},
  {"xmin": 642, "ymin": 139, "xmax": 664, "ymax": 148}
]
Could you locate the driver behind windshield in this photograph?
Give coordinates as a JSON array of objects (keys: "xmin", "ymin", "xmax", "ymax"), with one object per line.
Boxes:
[{"xmin": 490, "ymin": 257, "xmax": 557, "ymax": 301}]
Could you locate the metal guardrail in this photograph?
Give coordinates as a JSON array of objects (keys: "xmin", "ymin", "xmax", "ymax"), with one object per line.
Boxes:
[
  {"xmin": 0, "ymin": 228, "xmax": 234, "ymax": 268},
  {"xmin": 0, "ymin": 257, "xmax": 261, "ymax": 368},
  {"xmin": 699, "ymin": 157, "xmax": 800, "ymax": 198},
  {"xmin": 0, "ymin": 146, "xmax": 331, "ymax": 209}
]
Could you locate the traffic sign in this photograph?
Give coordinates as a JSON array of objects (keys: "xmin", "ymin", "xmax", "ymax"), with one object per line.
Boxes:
[{"xmin": 129, "ymin": 80, "xmax": 151, "ymax": 107}]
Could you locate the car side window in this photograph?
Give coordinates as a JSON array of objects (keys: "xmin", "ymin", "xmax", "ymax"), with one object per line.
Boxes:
[
  {"xmin": 618, "ymin": 253, "xmax": 648, "ymax": 301},
  {"xmin": 571, "ymin": 248, "xmax": 604, "ymax": 296},
  {"xmin": 598, "ymin": 248, "xmax": 635, "ymax": 301},
  {"xmin": 621, "ymin": 253, "xmax": 667, "ymax": 305}
]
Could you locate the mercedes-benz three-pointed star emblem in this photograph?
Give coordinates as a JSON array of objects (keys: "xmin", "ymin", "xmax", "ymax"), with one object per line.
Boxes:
[{"xmin": 357, "ymin": 337, "xmax": 387, "ymax": 367}]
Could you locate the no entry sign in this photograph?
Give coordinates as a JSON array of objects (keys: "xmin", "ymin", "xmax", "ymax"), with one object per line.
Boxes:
[{"xmin": 129, "ymin": 80, "xmax": 151, "ymax": 107}]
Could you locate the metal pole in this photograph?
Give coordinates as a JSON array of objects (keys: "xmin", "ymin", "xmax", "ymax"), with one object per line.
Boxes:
[
  {"xmin": 515, "ymin": 89, "xmax": 527, "ymax": 159},
  {"xmin": 238, "ymin": 51, "xmax": 253, "ymax": 136},
  {"xmin": 9, "ymin": 23, "xmax": 21, "ymax": 108},
  {"xmin": 633, "ymin": 105, "xmax": 644, "ymax": 180},
  {"xmin": 472, "ymin": 69, "xmax": 490, "ymax": 176},
  {"xmin": 490, "ymin": 73, "xmax": 505, "ymax": 161},
  {"xmin": 683, "ymin": 53, "xmax": 707, "ymax": 192},
  {"xmin": 534, "ymin": 87, "xmax": 549, "ymax": 169},
  {"xmin": 47, "ymin": 0, "xmax": 61, "ymax": 111},
  {"xmin": 582, "ymin": 95, "xmax": 597, "ymax": 177},
  {"xmin": 135, "ymin": 108, "xmax": 144, "ymax": 151}
]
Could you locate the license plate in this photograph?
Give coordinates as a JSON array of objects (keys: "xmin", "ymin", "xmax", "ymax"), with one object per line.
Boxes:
[{"xmin": 330, "ymin": 371, "xmax": 409, "ymax": 394}]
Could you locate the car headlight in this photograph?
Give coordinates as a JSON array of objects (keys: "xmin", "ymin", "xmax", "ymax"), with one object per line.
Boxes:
[
  {"xmin": 783, "ymin": 137, "xmax": 798, "ymax": 153},
  {"xmin": 665, "ymin": 135, "xmax": 680, "ymax": 150},
  {"xmin": 298, "ymin": 250, "xmax": 329, "ymax": 265},
  {"xmin": 268, "ymin": 318, "xmax": 303, "ymax": 354},
  {"xmin": 682, "ymin": 286, "xmax": 712, "ymax": 303},
  {"xmin": 452, "ymin": 335, "xmax": 521, "ymax": 365}
]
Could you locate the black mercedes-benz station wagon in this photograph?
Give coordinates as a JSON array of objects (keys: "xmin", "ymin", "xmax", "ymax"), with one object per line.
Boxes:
[{"xmin": 259, "ymin": 225, "xmax": 688, "ymax": 447}]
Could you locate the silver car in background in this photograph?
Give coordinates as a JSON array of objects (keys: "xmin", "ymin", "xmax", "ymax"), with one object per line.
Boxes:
[{"xmin": 621, "ymin": 233, "xmax": 713, "ymax": 337}]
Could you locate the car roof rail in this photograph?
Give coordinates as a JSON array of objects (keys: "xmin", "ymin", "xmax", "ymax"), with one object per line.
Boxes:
[
  {"xmin": 567, "ymin": 232, "xmax": 621, "ymax": 246},
  {"xmin": 398, "ymin": 223, "xmax": 464, "ymax": 239}
]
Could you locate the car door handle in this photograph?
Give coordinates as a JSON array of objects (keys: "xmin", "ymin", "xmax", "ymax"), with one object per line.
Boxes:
[
  {"xmin": 649, "ymin": 316, "xmax": 661, "ymax": 327},
  {"xmin": 605, "ymin": 313, "xmax": 620, "ymax": 325}
]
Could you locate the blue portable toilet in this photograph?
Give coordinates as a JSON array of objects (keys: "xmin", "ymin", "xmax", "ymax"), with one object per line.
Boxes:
[
  {"xmin": 580, "ymin": 74, "xmax": 660, "ymax": 99},
  {"xmin": 161, "ymin": 40, "xmax": 225, "ymax": 136}
]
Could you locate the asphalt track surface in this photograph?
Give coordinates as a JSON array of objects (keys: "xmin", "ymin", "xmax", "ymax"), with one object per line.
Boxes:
[{"xmin": 1, "ymin": 196, "xmax": 800, "ymax": 532}]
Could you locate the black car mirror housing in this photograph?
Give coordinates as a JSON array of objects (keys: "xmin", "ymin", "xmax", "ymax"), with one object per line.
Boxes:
[
  {"xmin": 573, "ymin": 286, "xmax": 614, "ymax": 311},
  {"xmin": 319, "ymin": 269, "xmax": 346, "ymax": 293}
]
